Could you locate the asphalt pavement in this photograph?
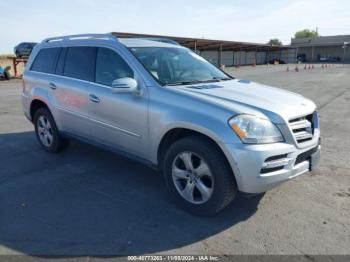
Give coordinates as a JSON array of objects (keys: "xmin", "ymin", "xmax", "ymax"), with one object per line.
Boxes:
[{"xmin": 0, "ymin": 64, "xmax": 349, "ymax": 256}]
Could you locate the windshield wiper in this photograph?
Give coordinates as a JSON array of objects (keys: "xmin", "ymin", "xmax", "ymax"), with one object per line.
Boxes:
[
  {"xmin": 166, "ymin": 80, "xmax": 202, "ymax": 86},
  {"xmin": 167, "ymin": 79, "xmax": 218, "ymax": 86},
  {"xmin": 212, "ymin": 76, "xmax": 233, "ymax": 81},
  {"xmin": 166, "ymin": 77, "xmax": 232, "ymax": 86}
]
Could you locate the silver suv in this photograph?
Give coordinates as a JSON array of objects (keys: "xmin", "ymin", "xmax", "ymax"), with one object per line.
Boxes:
[{"xmin": 22, "ymin": 34, "xmax": 321, "ymax": 216}]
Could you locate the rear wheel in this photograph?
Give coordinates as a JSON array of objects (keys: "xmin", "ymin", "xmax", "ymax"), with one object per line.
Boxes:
[
  {"xmin": 163, "ymin": 136, "xmax": 237, "ymax": 216},
  {"xmin": 34, "ymin": 107, "xmax": 69, "ymax": 153}
]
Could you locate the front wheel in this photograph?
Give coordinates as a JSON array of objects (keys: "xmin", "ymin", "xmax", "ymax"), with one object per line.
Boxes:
[
  {"xmin": 163, "ymin": 136, "xmax": 237, "ymax": 216},
  {"xmin": 34, "ymin": 107, "xmax": 69, "ymax": 153}
]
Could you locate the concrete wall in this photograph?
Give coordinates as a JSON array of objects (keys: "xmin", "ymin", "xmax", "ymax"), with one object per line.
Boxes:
[
  {"xmin": 246, "ymin": 52, "xmax": 255, "ymax": 65},
  {"xmin": 256, "ymin": 52, "xmax": 266, "ymax": 64},
  {"xmin": 200, "ymin": 49, "xmax": 296, "ymax": 66},
  {"xmin": 222, "ymin": 51, "xmax": 234, "ymax": 66},
  {"xmin": 200, "ymin": 51, "xmax": 219, "ymax": 65},
  {"xmin": 266, "ymin": 49, "xmax": 297, "ymax": 63},
  {"xmin": 235, "ymin": 51, "xmax": 246, "ymax": 65},
  {"xmin": 282, "ymin": 49, "xmax": 298, "ymax": 63},
  {"xmin": 199, "ymin": 50, "xmax": 258, "ymax": 66}
]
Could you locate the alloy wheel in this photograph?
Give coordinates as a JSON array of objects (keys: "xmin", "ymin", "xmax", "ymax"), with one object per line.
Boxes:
[
  {"xmin": 171, "ymin": 151, "xmax": 214, "ymax": 204},
  {"xmin": 37, "ymin": 115, "xmax": 54, "ymax": 147}
]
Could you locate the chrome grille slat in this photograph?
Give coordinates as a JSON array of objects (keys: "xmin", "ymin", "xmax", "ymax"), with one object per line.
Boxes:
[
  {"xmin": 294, "ymin": 131, "xmax": 313, "ymax": 140},
  {"xmin": 289, "ymin": 112, "xmax": 315, "ymax": 144},
  {"xmin": 289, "ymin": 119, "xmax": 312, "ymax": 130}
]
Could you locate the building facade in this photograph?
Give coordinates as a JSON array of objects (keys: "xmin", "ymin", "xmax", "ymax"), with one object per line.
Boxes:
[{"xmin": 291, "ymin": 35, "xmax": 350, "ymax": 62}]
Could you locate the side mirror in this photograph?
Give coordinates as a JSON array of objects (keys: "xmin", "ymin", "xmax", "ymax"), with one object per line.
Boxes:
[{"xmin": 111, "ymin": 77, "xmax": 140, "ymax": 94}]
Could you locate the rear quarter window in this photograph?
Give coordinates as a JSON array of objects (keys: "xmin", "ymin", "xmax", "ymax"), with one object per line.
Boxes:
[{"xmin": 30, "ymin": 48, "xmax": 62, "ymax": 74}]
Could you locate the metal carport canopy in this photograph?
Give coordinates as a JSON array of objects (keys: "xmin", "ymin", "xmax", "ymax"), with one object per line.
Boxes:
[{"xmin": 111, "ymin": 32, "xmax": 293, "ymax": 52}]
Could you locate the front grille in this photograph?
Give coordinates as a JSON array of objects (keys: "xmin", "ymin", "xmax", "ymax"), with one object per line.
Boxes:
[{"xmin": 289, "ymin": 112, "xmax": 315, "ymax": 144}]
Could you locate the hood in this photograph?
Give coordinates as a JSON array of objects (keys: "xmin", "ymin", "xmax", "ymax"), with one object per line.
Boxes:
[{"xmin": 172, "ymin": 79, "xmax": 316, "ymax": 123}]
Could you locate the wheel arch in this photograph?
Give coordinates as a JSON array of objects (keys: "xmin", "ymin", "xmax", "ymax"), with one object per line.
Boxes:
[
  {"xmin": 30, "ymin": 99, "xmax": 50, "ymax": 121},
  {"xmin": 157, "ymin": 127, "xmax": 233, "ymax": 173}
]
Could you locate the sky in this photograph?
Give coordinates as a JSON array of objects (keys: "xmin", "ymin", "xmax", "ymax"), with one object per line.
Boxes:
[{"xmin": 1, "ymin": 0, "xmax": 350, "ymax": 53}]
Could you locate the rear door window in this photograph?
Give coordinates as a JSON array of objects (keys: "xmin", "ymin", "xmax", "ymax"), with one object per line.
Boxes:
[
  {"xmin": 55, "ymin": 47, "xmax": 67, "ymax": 75},
  {"xmin": 63, "ymin": 47, "xmax": 96, "ymax": 81},
  {"xmin": 31, "ymin": 48, "xmax": 62, "ymax": 74},
  {"xmin": 95, "ymin": 47, "xmax": 133, "ymax": 86}
]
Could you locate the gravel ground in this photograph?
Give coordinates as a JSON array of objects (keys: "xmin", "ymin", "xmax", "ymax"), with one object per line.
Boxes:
[{"xmin": 0, "ymin": 64, "xmax": 349, "ymax": 257}]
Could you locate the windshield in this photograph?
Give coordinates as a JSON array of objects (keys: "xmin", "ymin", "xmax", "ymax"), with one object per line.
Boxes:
[{"xmin": 130, "ymin": 47, "xmax": 232, "ymax": 86}]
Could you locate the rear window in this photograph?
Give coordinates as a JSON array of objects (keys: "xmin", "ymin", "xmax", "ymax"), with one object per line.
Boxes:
[
  {"xmin": 31, "ymin": 48, "xmax": 61, "ymax": 74},
  {"xmin": 63, "ymin": 47, "xmax": 96, "ymax": 81}
]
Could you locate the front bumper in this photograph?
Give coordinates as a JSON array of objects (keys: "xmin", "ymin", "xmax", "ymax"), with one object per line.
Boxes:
[{"xmin": 221, "ymin": 138, "xmax": 321, "ymax": 194}]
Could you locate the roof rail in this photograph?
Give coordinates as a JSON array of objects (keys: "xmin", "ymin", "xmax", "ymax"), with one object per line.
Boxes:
[
  {"xmin": 42, "ymin": 34, "xmax": 118, "ymax": 43},
  {"xmin": 137, "ymin": 37, "xmax": 180, "ymax": 45}
]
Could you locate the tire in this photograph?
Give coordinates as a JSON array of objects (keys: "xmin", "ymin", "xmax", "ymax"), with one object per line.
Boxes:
[
  {"xmin": 33, "ymin": 107, "xmax": 69, "ymax": 153},
  {"xmin": 163, "ymin": 135, "xmax": 237, "ymax": 216}
]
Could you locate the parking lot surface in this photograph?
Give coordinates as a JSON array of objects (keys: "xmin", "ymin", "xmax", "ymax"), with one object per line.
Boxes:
[{"xmin": 0, "ymin": 64, "xmax": 349, "ymax": 256}]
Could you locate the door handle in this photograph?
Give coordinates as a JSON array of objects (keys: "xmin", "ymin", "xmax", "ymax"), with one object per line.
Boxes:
[
  {"xmin": 49, "ymin": 82, "xmax": 57, "ymax": 90},
  {"xmin": 89, "ymin": 94, "xmax": 100, "ymax": 103}
]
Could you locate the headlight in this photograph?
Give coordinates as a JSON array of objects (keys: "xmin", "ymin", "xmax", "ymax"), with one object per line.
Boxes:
[{"xmin": 228, "ymin": 115, "xmax": 284, "ymax": 144}]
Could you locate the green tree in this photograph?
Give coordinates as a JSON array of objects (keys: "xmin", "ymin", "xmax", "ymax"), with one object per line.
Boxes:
[
  {"xmin": 268, "ymin": 38, "xmax": 282, "ymax": 46},
  {"xmin": 294, "ymin": 29, "xmax": 319, "ymax": 39}
]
